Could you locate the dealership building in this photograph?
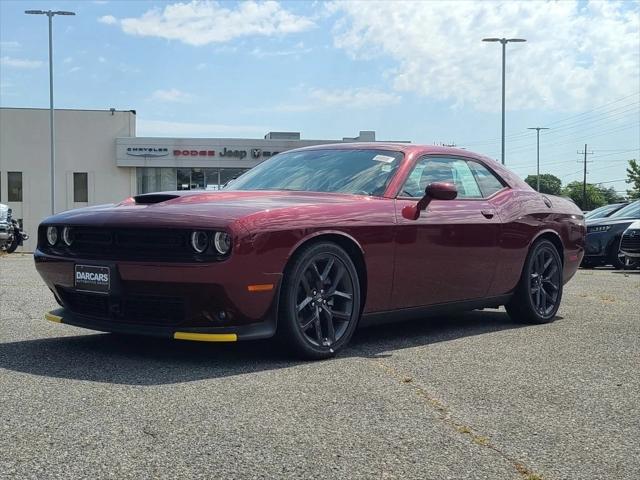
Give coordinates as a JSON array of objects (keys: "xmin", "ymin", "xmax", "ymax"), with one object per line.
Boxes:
[{"xmin": 0, "ymin": 107, "xmax": 394, "ymax": 251}]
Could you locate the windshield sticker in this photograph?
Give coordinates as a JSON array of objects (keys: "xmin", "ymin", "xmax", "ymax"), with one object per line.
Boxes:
[{"xmin": 372, "ymin": 154, "xmax": 396, "ymax": 164}]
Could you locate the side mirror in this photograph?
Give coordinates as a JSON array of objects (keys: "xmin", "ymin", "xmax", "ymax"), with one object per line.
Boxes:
[
  {"xmin": 426, "ymin": 182, "xmax": 458, "ymax": 201},
  {"xmin": 402, "ymin": 182, "xmax": 458, "ymax": 220}
]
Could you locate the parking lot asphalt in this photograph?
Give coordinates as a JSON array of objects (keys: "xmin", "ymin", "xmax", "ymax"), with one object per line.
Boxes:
[{"xmin": 1, "ymin": 253, "xmax": 639, "ymax": 480}]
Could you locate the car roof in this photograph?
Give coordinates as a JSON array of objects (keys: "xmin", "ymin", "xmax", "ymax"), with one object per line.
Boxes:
[{"xmin": 290, "ymin": 142, "xmax": 486, "ymax": 159}]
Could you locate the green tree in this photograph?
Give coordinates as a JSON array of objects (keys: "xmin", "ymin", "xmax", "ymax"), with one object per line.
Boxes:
[
  {"xmin": 597, "ymin": 185, "xmax": 624, "ymax": 204},
  {"xmin": 626, "ymin": 159, "xmax": 640, "ymax": 199},
  {"xmin": 562, "ymin": 181, "xmax": 606, "ymax": 210},
  {"xmin": 524, "ymin": 173, "xmax": 562, "ymax": 195}
]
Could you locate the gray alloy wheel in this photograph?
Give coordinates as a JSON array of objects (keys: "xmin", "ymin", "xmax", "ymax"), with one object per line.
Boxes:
[
  {"xmin": 506, "ymin": 239, "xmax": 563, "ymax": 324},
  {"xmin": 278, "ymin": 242, "xmax": 361, "ymax": 360}
]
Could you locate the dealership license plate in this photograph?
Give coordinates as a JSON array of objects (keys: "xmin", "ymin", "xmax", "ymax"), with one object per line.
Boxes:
[{"xmin": 74, "ymin": 265, "xmax": 110, "ymax": 294}]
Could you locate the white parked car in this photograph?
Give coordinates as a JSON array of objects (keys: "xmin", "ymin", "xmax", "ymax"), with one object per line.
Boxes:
[{"xmin": 620, "ymin": 220, "xmax": 640, "ymax": 269}]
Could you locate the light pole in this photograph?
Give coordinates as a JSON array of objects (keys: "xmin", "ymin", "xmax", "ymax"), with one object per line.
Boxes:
[
  {"xmin": 482, "ymin": 37, "xmax": 526, "ymax": 165},
  {"xmin": 527, "ymin": 127, "xmax": 549, "ymax": 192},
  {"xmin": 25, "ymin": 9, "xmax": 76, "ymax": 215}
]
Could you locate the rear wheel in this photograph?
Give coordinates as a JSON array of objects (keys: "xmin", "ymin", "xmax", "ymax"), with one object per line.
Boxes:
[
  {"xmin": 278, "ymin": 242, "xmax": 361, "ymax": 360},
  {"xmin": 506, "ymin": 239, "xmax": 563, "ymax": 324},
  {"xmin": 609, "ymin": 247, "xmax": 626, "ymax": 270}
]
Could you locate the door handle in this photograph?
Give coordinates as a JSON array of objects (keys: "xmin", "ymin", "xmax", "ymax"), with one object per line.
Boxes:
[{"xmin": 481, "ymin": 210, "xmax": 495, "ymax": 219}]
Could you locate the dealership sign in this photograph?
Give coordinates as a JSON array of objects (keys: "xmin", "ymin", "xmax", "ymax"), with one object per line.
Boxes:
[
  {"xmin": 174, "ymin": 150, "xmax": 216, "ymax": 157},
  {"xmin": 126, "ymin": 147, "xmax": 169, "ymax": 157},
  {"xmin": 126, "ymin": 146, "xmax": 280, "ymax": 159}
]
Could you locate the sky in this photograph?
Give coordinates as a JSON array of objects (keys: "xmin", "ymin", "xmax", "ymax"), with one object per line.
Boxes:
[{"xmin": 1, "ymin": 0, "xmax": 639, "ymax": 195}]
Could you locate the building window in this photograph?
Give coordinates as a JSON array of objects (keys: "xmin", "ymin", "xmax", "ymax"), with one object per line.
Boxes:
[
  {"xmin": 136, "ymin": 167, "xmax": 243, "ymax": 194},
  {"xmin": 136, "ymin": 167, "xmax": 177, "ymax": 194},
  {"xmin": 220, "ymin": 168, "xmax": 249, "ymax": 188},
  {"xmin": 8, "ymin": 172, "xmax": 22, "ymax": 202},
  {"xmin": 73, "ymin": 172, "xmax": 88, "ymax": 202}
]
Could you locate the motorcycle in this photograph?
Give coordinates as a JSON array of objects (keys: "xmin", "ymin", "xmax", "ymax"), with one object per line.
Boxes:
[{"xmin": 0, "ymin": 204, "xmax": 29, "ymax": 253}]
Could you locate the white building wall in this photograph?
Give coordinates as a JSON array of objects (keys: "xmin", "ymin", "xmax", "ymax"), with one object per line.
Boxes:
[{"xmin": 0, "ymin": 108, "xmax": 136, "ymax": 252}]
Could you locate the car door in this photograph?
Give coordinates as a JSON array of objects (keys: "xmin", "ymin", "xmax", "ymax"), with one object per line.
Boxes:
[{"xmin": 392, "ymin": 156, "xmax": 503, "ymax": 308}]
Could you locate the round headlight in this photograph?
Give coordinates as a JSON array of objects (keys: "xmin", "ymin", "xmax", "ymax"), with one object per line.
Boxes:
[
  {"xmin": 46, "ymin": 226, "xmax": 58, "ymax": 246},
  {"xmin": 190, "ymin": 231, "xmax": 209, "ymax": 253},
  {"xmin": 213, "ymin": 231, "xmax": 231, "ymax": 255},
  {"xmin": 62, "ymin": 227, "xmax": 73, "ymax": 246}
]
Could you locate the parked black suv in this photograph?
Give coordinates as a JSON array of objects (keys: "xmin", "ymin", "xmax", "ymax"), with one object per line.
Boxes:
[{"xmin": 582, "ymin": 200, "xmax": 640, "ymax": 269}]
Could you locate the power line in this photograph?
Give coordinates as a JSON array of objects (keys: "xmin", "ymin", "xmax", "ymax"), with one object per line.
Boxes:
[
  {"xmin": 458, "ymin": 92, "xmax": 640, "ymax": 146},
  {"xmin": 578, "ymin": 144, "xmax": 594, "ymax": 208},
  {"xmin": 506, "ymin": 123, "xmax": 638, "ymax": 155},
  {"xmin": 595, "ymin": 178, "xmax": 626, "ymax": 184}
]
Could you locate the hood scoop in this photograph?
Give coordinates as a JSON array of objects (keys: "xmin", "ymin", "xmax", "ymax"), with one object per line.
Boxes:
[{"xmin": 134, "ymin": 193, "xmax": 180, "ymax": 204}]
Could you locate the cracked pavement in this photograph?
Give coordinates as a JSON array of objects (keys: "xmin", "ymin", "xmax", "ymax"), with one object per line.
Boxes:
[{"xmin": 1, "ymin": 254, "xmax": 639, "ymax": 479}]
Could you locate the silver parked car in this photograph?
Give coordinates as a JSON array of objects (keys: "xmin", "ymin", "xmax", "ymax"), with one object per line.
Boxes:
[{"xmin": 0, "ymin": 203, "xmax": 29, "ymax": 253}]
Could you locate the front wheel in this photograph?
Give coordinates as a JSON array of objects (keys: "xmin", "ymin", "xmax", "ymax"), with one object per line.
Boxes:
[
  {"xmin": 609, "ymin": 247, "xmax": 626, "ymax": 270},
  {"xmin": 5, "ymin": 235, "xmax": 19, "ymax": 253},
  {"xmin": 277, "ymin": 242, "xmax": 361, "ymax": 360},
  {"xmin": 506, "ymin": 239, "xmax": 563, "ymax": 324}
]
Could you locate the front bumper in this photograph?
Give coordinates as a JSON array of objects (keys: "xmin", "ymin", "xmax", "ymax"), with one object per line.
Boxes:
[
  {"xmin": 45, "ymin": 307, "xmax": 276, "ymax": 341},
  {"xmin": 584, "ymin": 232, "xmax": 610, "ymax": 257},
  {"xmin": 34, "ymin": 249, "xmax": 282, "ymax": 332}
]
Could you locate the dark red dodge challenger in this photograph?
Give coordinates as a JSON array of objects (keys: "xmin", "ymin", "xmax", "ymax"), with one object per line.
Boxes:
[{"xmin": 35, "ymin": 144, "xmax": 585, "ymax": 359}]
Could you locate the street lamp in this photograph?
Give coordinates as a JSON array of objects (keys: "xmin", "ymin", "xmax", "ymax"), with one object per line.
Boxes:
[
  {"xmin": 25, "ymin": 9, "xmax": 76, "ymax": 215},
  {"xmin": 527, "ymin": 127, "xmax": 550, "ymax": 192},
  {"xmin": 482, "ymin": 37, "xmax": 526, "ymax": 165}
]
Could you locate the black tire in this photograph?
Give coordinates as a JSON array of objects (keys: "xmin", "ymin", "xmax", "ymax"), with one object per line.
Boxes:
[
  {"xmin": 5, "ymin": 236, "xmax": 19, "ymax": 253},
  {"xmin": 506, "ymin": 239, "xmax": 563, "ymax": 324},
  {"xmin": 609, "ymin": 246, "xmax": 625, "ymax": 270},
  {"xmin": 277, "ymin": 242, "xmax": 361, "ymax": 360}
]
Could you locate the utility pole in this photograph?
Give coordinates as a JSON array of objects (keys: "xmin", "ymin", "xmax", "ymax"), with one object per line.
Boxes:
[
  {"xmin": 482, "ymin": 37, "xmax": 527, "ymax": 165},
  {"xmin": 577, "ymin": 144, "xmax": 594, "ymax": 210},
  {"xmin": 527, "ymin": 127, "xmax": 549, "ymax": 191},
  {"xmin": 25, "ymin": 9, "xmax": 76, "ymax": 215}
]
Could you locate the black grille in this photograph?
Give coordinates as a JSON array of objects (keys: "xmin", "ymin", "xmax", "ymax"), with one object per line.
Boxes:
[
  {"xmin": 39, "ymin": 226, "xmax": 226, "ymax": 262},
  {"xmin": 620, "ymin": 230, "xmax": 640, "ymax": 254},
  {"xmin": 58, "ymin": 289, "xmax": 186, "ymax": 325},
  {"xmin": 69, "ymin": 227, "xmax": 187, "ymax": 255}
]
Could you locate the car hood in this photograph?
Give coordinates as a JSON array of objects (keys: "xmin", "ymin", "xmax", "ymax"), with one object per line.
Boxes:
[
  {"xmin": 587, "ymin": 216, "xmax": 639, "ymax": 227},
  {"xmin": 625, "ymin": 220, "xmax": 640, "ymax": 231},
  {"xmin": 43, "ymin": 190, "xmax": 374, "ymax": 230}
]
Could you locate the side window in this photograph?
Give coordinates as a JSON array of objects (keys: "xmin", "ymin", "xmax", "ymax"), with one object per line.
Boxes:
[
  {"xmin": 468, "ymin": 161, "xmax": 505, "ymax": 197},
  {"xmin": 401, "ymin": 157, "xmax": 482, "ymax": 199},
  {"xmin": 73, "ymin": 172, "xmax": 88, "ymax": 202}
]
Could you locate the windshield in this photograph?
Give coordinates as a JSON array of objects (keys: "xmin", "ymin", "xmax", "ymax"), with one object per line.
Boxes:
[
  {"xmin": 226, "ymin": 149, "xmax": 403, "ymax": 196},
  {"xmin": 586, "ymin": 204, "xmax": 623, "ymax": 219},
  {"xmin": 610, "ymin": 201, "xmax": 640, "ymax": 219}
]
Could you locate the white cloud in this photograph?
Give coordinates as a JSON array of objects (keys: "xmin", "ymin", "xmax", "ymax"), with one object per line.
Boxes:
[
  {"xmin": 137, "ymin": 119, "xmax": 267, "ymax": 137},
  {"xmin": 0, "ymin": 41, "xmax": 21, "ymax": 50},
  {"xmin": 98, "ymin": 56, "xmax": 107, "ymax": 63},
  {"xmin": 69, "ymin": 66, "xmax": 82, "ymax": 73},
  {"xmin": 328, "ymin": 0, "xmax": 640, "ymax": 112},
  {"xmin": 251, "ymin": 42, "xmax": 311, "ymax": 58},
  {"xmin": 63, "ymin": 56, "xmax": 73, "ymax": 64},
  {"xmin": 0, "ymin": 56, "xmax": 44, "ymax": 69},
  {"xmin": 196, "ymin": 63, "xmax": 207, "ymax": 70},
  {"xmin": 277, "ymin": 87, "xmax": 401, "ymax": 112},
  {"xmin": 118, "ymin": 0, "xmax": 314, "ymax": 46},
  {"xmin": 150, "ymin": 88, "xmax": 193, "ymax": 102},
  {"xmin": 98, "ymin": 15, "xmax": 118, "ymax": 25}
]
